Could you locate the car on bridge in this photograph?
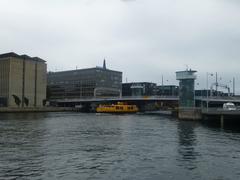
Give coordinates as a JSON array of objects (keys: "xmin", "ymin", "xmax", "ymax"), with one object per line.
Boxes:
[{"xmin": 223, "ymin": 102, "xmax": 237, "ymax": 111}]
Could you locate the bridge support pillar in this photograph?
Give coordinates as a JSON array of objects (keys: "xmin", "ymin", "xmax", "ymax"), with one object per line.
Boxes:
[
  {"xmin": 178, "ymin": 107, "xmax": 202, "ymax": 120},
  {"xmin": 220, "ymin": 115, "xmax": 224, "ymax": 128}
]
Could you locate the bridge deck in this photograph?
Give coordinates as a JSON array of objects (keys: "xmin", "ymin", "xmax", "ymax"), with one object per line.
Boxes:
[
  {"xmin": 52, "ymin": 96, "xmax": 179, "ymax": 103},
  {"xmin": 196, "ymin": 96, "xmax": 240, "ymax": 103},
  {"xmin": 51, "ymin": 96, "xmax": 240, "ymax": 103},
  {"xmin": 202, "ymin": 108, "xmax": 240, "ymax": 116}
]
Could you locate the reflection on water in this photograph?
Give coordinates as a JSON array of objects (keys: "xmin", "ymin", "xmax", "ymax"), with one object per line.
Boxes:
[
  {"xmin": 0, "ymin": 113, "xmax": 48, "ymax": 179},
  {"xmin": 1, "ymin": 113, "xmax": 240, "ymax": 180},
  {"xmin": 177, "ymin": 121, "xmax": 200, "ymax": 170}
]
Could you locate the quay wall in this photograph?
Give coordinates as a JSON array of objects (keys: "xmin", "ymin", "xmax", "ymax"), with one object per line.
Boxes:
[
  {"xmin": 0, "ymin": 107, "xmax": 73, "ymax": 113},
  {"xmin": 178, "ymin": 107, "xmax": 202, "ymax": 120}
]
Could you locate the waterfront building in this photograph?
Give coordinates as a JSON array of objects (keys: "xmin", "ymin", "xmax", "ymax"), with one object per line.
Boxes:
[
  {"xmin": 155, "ymin": 85, "xmax": 179, "ymax": 96},
  {"xmin": 0, "ymin": 52, "xmax": 47, "ymax": 107},
  {"xmin": 122, "ymin": 82, "xmax": 157, "ymax": 96},
  {"xmin": 195, "ymin": 89, "xmax": 230, "ymax": 97},
  {"xmin": 47, "ymin": 60, "xmax": 122, "ymax": 99}
]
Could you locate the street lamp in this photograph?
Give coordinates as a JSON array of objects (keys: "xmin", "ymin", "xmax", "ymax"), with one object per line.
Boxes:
[
  {"xmin": 161, "ymin": 75, "xmax": 169, "ymax": 96},
  {"xmin": 196, "ymin": 82, "xmax": 203, "ymax": 108},
  {"xmin": 228, "ymin": 78, "xmax": 235, "ymax": 96},
  {"xmin": 206, "ymin": 72, "xmax": 214, "ymax": 111},
  {"xmin": 233, "ymin": 77, "xmax": 235, "ymax": 96},
  {"xmin": 196, "ymin": 83, "xmax": 203, "ymax": 97}
]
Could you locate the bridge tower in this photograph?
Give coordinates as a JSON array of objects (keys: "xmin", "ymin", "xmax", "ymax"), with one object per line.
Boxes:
[
  {"xmin": 176, "ymin": 69, "xmax": 197, "ymax": 107},
  {"xmin": 176, "ymin": 70, "xmax": 201, "ymax": 120}
]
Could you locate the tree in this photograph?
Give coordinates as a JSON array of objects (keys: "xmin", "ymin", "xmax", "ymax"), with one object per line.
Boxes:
[
  {"xmin": 24, "ymin": 97, "xmax": 29, "ymax": 107},
  {"xmin": 12, "ymin": 95, "xmax": 21, "ymax": 107}
]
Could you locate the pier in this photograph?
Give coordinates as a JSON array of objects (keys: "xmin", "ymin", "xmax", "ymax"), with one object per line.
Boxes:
[{"xmin": 202, "ymin": 108, "xmax": 240, "ymax": 127}]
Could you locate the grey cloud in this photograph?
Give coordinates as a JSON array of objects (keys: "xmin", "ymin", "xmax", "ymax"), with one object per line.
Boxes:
[
  {"xmin": 0, "ymin": 0, "xmax": 240, "ymax": 93},
  {"xmin": 121, "ymin": 0, "xmax": 136, "ymax": 2}
]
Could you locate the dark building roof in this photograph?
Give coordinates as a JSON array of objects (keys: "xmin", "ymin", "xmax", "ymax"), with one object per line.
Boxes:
[
  {"xmin": 48, "ymin": 59, "xmax": 121, "ymax": 75},
  {"xmin": 122, "ymin": 82, "xmax": 156, "ymax": 85},
  {"xmin": 0, "ymin": 52, "xmax": 46, "ymax": 62},
  {"xmin": 48, "ymin": 67, "xmax": 122, "ymax": 75}
]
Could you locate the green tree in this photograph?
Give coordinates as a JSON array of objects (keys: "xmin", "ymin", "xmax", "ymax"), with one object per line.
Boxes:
[{"xmin": 12, "ymin": 95, "xmax": 21, "ymax": 107}]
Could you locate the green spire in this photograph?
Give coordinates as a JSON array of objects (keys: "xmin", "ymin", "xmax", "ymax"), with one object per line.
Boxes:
[{"xmin": 103, "ymin": 59, "xmax": 106, "ymax": 69}]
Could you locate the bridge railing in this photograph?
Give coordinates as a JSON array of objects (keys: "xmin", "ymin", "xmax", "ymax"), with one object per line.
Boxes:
[
  {"xmin": 195, "ymin": 96, "xmax": 240, "ymax": 101},
  {"xmin": 202, "ymin": 107, "xmax": 240, "ymax": 115},
  {"xmin": 52, "ymin": 95, "xmax": 179, "ymax": 102},
  {"xmin": 51, "ymin": 95, "xmax": 240, "ymax": 103}
]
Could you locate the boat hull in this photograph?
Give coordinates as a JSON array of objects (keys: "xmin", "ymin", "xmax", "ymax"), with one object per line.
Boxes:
[{"xmin": 96, "ymin": 103, "xmax": 139, "ymax": 113}]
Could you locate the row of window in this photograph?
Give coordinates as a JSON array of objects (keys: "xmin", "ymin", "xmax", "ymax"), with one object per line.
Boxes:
[{"xmin": 115, "ymin": 106, "xmax": 134, "ymax": 110}]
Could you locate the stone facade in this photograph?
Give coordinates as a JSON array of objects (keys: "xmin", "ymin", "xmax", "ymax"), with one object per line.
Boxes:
[{"xmin": 0, "ymin": 52, "xmax": 47, "ymax": 107}]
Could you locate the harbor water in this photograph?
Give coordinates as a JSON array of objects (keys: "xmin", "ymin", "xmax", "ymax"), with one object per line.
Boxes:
[{"xmin": 1, "ymin": 112, "xmax": 240, "ymax": 180}]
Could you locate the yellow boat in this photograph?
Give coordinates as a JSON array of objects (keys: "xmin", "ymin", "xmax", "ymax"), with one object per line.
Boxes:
[{"xmin": 96, "ymin": 102, "xmax": 139, "ymax": 113}]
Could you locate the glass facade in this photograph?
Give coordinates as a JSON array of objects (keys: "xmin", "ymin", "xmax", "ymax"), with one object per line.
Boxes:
[
  {"xmin": 47, "ymin": 68, "xmax": 122, "ymax": 99},
  {"xmin": 176, "ymin": 70, "xmax": 197, "ymax": 108},
  {"xmin": 122, "ymin": 82, "xmax": 157, "ymax": 96},
  {"xmin": 179, "ymin": 79, "xmax": 195, "ymax": 107}
]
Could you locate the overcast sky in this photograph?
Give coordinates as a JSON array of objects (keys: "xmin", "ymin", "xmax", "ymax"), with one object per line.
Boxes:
[{"xmin": 0, "ymin": 0, "xmax": 240, "ymax": 93}]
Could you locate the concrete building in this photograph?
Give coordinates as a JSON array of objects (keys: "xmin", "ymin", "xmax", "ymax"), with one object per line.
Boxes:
[
  {"xmin": 47, "ymin": 60, "xmax": 122, "ymax": 99},
  {"xmin": 0, "ymin": 52, "xmax": 47, "ymax": 107}
]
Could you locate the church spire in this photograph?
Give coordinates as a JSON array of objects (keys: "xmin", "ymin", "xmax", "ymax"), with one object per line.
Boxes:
[{"xmin": 103, "ymin": 59, "xmax": 106, "ymax": 69}]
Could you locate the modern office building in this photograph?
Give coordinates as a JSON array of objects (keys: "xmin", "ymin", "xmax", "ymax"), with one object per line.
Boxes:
[
  {"xmin": 47, "ymin": 60, "xmax": 122, "ymax": 99},
  {"xmin": 0, "ymin": 52, "xmax": 47, "ymax": 107},
  {"xmin": 122, "ymin": 82, "xmax": 157, "ymax": 96}
]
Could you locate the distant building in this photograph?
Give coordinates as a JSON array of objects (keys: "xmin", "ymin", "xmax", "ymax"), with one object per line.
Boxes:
[
  {"xmin": 0, "ymin": 52, "xmax": 47, "ymax": 107},
  {"xmin": 155, "ymin": 85, "xmax": 179, "ymax": 96},
  {"xmin": 195, "ymin": 89, "xmax": 229, "ymax": 97},
  {"xmin": 47, "ymin": 60, "xmax": 122, "ymax": 99},
  {"xmin": 122, "ymin": 82, "xmax": 157, "ymax": 96}
]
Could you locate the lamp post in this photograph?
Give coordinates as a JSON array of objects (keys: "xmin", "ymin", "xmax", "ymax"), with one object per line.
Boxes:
[
  {"xmin": 233, "ymin": 77, "xmax": 235, "ymax": 96},
  {"xmin": 229, "ymin": 80, "xmax": 232, "ymax": 96},
  {"xmin": 161, "ymin": 75, "xmax": 164, "ymax": 96},
  {"xmin": 206, "ymin": 72, "xmax": 214, "ymax": 111},
  {"xmin": 229, "ymin": 77, "xmax": 235, "ymax": 96},
  {"xmin": 215, "ymin": 72, "xmax": 218, "ymax": 96},
  {"xmin": 194, "ymin": 83, "xmax": 202, "ymax": 108},
  {"xmin": 161, "ymin": 75, "xmax": 169, "ymax": 96},
  {"xmin": 196, "ymin": 83, "xmax": 203, "ymax": 96}
]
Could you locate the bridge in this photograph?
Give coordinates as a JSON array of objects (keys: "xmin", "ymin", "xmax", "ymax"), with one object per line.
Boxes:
[
  {"xmin": 50, "ymin": 95, "xmax": 240, "ymax": 109},
  {"xmin": 51, "ymin": 95, "xmax": 240, "ymax": 103},
  {"xmin": 195, "ymin": 96, "xmax": 240, "ymax": 103},
  {"xmin": 50, "ymin": 95, "xmax": 240, "ymax": 124},
  {"xmin": 51, "ymin": 96, "xmax": 179, "ymax": 103},
  {"xmin": 50, "ymin": 96, "xmax": 179, "ymax": 111}
]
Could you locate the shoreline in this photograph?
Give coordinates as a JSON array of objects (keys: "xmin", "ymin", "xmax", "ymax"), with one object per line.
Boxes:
[{"xmin": 0, "ymin": 107, "xmax": 74, "ymax": 113}]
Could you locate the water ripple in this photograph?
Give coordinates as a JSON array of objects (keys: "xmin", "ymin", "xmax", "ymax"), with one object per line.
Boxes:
[{"xmin": 1, "ymin": 113, "xmax": 240, "ymax": 180}]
